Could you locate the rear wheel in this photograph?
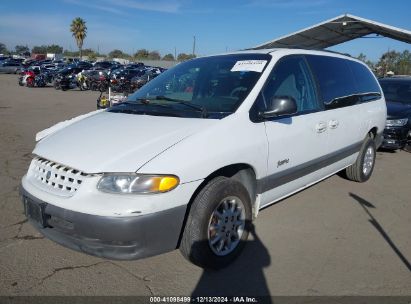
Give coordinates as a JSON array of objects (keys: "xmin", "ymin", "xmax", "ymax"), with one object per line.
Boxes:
[
  {"xmin": 345, "ymin": 136, "xmax": 376, "ymax": 182},
  {"xmin": 180, "ymin": 176, "xmax": 252, "ymax": 269}
]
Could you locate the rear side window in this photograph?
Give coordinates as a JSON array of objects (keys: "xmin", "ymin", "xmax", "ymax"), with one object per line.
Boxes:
[
  {"xmin": 306, "ymin": 55, "xmax": 358, "ymax": 109},
  {"xmin": 306, "ymin": 55, "xmax": 382, "ymax": 110}
]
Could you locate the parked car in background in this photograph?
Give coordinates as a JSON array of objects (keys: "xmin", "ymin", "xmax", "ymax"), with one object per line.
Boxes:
[
  {"xmin": 41, "ymin": 63, "xmax": 58, "ymax": 70},
  {"xmin": 126, "ymin": 62, "xmax": 145, "ymax": 69},
  {"xmin": 93, "ymin": 61, "xmax": 114, "ymax": 70},
  {"xmin": 0, "ymin": 55, "xmax": 11, "ymax": 62},
  {"xmin": 111, "ymin": 68, "xmax": 144, "ymax": 80},
  {"xmin": 53, "ymin": 66, "xmax": 84, "ymax": 90},
  {"xmin": 130, "ymin": 69, "xmax": 159, "ymax": 89},
  {"xmin": 0, "ymin": 61, "xmax": 22, "ymax": 74},
  {"xmin": 22, "ymin": 59, "xmax": 39, "ymax": 68},
  {"xmin": 379, "ymin": 76, "xmax": 411, "ymax": 150},
  {"xmin": 75, "ymin": 61, "xmax": 93, "ymax": 70}
]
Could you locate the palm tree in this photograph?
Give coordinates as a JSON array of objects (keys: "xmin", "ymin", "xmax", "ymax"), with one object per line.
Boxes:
[{"xmin": 70, "ymin": 17, "xmax": 87, "ymax": 59}]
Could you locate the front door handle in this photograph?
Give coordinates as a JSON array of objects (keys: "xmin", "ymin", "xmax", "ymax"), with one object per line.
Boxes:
[
  {"xmin": 315, "ymin": 122, "xmax": 327, "ymax": 133},
  {"xmin": 329, "ymin": 119, "xmax": 339, "ymax": 129}
]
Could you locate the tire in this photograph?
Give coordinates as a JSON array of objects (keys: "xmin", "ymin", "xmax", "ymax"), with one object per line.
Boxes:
[
  {"xmin": 180, "ymin": 176, "xmax": 252, "ymax": 269},
  {"xmin": 404, "ymin": 132, "xmax": 411, "ymax": 153},
  {"xmin": 99, "ymin": 83, "xmax": 108, "ymax": 92},
  {"xmin": 345, "ymin": 136, "xmax": 376, "ymax": 182},
  {"xmin": 26, "ymin": 78, "xmax": 34, "ymax": 88}
]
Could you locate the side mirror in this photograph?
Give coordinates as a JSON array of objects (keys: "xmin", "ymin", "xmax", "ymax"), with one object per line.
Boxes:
[{"xmin": 259, "ymin": 96, "xmax": 297, "ymax": 119}]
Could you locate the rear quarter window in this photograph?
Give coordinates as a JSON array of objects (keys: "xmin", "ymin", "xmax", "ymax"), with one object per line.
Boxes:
[{"xmin": 348, "ymin": 61, "xmax": 381, "ymax": 101}]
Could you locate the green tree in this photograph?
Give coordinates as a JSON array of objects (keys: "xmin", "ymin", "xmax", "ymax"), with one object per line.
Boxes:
[
  {"xmin": 134, "ymin": 49, "xmax": 149, "ymax": 59},
  {"xmin": 377, "ymin": 50, "xmax": 400, "ymax": 76},
  {"xmin": 70, "ymin": 17, "xmax": 87, "ymax": 59},
  {"xmin": 162, "ymin": 53, "xmax": 175, "ymax": 61},
  {"xmin": 356, "ymin": 53, "xmax": 375, "ymax": 71},
  {"xmin": 82, "ymin": 48, "xmax": 95, "ymax": 56},
  {"xmin": 108, "ymin": 49, "xmax": 125, "ymax": 58},
  {"xmin": 82, "ymin": 48, "xmax": 100, "ymax": 60},
  {"xmin": 177, "ymin": 53, "xmax": 196, "ymax": 61},
  {"xmin": 88, "ymin": 52, "xmax": 97, "ymax": 61},
  {"xmin": 47, "ymin": 44, "xmax": 63, "ymax": 54},
  {"xmin": 147, "ymin": 51, "xmax": 161, "ymax": 60},
  {"xmin": 0, "ymin": 43, "xmax": 8, "ymax": 54},
  {"xmin": 31, "ymin": 45, "xmax": 48, "ymax": 54},
  {"xmin": 356, "ymin": 53, "xmax": 367, "ymax": 63},
  {"xmin": 15, "ymin": 45, "xmax": 29, "ymax": 54},
  {"xmin": 63, "ymin": 49, "xmax": 79, "ymax": 57},
  {"xmin": 396, "ymin": 50, "xmax": 411, "ymax": 75}
]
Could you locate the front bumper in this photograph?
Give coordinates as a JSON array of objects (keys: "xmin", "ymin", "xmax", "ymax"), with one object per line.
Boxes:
[
  {"xmin": 20, "ymin": 186, "xmax": 187, "ymax": 260},
  {"xmin": 380, "ymin": 126, "xmax": 409, "ymax": 150}
]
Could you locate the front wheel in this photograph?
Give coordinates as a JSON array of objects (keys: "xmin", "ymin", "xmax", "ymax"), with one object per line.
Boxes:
[
  {"xmin": 345, "ymin": 136, "xmax": 376, "ymax": 182},
  {"xmin": 180, "ymin": 176, "xmax": 252, "ymax": 269}
]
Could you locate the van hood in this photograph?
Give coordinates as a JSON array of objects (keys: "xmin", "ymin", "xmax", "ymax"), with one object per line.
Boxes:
[{"xmin": 33, "ymin": 111, "xmax": 217, "ymax": 173}]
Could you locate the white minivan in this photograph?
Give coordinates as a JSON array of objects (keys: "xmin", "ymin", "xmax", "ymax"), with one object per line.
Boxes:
[{"xmin": 21, "ymin": 49, "xmax": 386, "ymax": 269}]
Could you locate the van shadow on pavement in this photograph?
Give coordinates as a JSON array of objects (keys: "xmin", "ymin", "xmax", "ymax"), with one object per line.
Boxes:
[
  {"xmin": 191, "ymin": 223, "xmax": 272, "ymax": 301},
  {"xmin": 349, "ymin": 193, "xmax": 411, "ymax": 272}
]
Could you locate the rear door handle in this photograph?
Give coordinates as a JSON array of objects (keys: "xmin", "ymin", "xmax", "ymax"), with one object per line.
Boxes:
[
  {"xmin": 329, "ymin": 119, "xmax": 339, "ymax": 129},
  {"xmin": 315, "ymin": 122, "xmax": 327, "ymax": 133}
]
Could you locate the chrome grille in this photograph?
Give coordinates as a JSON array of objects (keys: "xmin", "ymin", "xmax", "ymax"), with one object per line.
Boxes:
[{"xmin": 28, "ymin": 157, "xmax": 89, "ymax": 197}]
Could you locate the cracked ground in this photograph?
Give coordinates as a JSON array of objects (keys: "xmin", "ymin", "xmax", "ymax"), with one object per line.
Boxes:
[{"xmin": 0, "ymin": 74, "xmax": 410, "ymax": 296}]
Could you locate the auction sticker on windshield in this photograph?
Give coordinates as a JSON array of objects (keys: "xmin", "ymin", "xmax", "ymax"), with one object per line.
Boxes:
[{"xmin": 230, "ymin": 60, "xmax": 267, "ymax": 72}]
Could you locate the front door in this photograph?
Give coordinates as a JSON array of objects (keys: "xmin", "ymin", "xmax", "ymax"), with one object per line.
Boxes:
[{"xmin": 258, "ymin": 55, "xmax": 329, "ymax": 207}]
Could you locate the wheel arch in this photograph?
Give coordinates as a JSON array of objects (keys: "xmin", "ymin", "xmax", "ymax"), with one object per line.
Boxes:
[
  {"xmin": 368, "ymin": 127, "xmax": 378, "ymax": 138},
  {"xmin": 176, "ymin": 163, "xmax": 258, "ymax": 248}
]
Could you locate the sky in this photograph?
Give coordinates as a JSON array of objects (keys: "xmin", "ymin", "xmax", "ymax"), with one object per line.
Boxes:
[{"xmin": 0, "ymin": 0, "xmax": 410, "ymax": 61}]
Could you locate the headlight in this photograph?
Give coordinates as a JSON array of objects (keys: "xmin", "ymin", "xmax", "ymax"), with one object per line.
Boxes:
[
  {"xmin": 386, "ymin": 118, "xmax": 408, "ymax": 127},
  {"xmin": 97, "ymin": 174, "xmax": 179, "ymax": 194}
]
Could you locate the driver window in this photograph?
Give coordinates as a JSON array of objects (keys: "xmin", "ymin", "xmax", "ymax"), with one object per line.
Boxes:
[{"xmin": 262, "ymin": 56, "xmax": 319, "ymax": 114}]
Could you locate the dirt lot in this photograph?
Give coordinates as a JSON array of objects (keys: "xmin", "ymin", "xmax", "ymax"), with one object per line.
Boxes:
[{"xmin": 0, "ymin": 74, "xmax": 410, "ymax": 297}]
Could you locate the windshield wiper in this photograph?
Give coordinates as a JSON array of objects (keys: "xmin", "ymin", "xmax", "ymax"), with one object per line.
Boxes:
[
  {"xmin": 153, "ymin": 95, "xmax": 208, "ymax": 118},
  {"xmin": 124, "ymin": 99, "xmax": 169, "ymax": 108},
  {"xmin": 134, "ymin": 98, "xmax": 152, "ymax": 105}
]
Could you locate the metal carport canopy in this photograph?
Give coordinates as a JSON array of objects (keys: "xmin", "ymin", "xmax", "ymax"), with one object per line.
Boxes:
[{"xmin": 252, "ymin": 14, "xmax": 411, "ymax": 50}]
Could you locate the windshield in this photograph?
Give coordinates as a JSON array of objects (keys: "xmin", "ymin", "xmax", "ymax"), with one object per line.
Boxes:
[
  {"xmin": 380, "ymin": 80, "xmax": 411, "ymax": 104},
  {"xmin": 124, "ymin": 54, "xmax": 271, "ymax": 118}
]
